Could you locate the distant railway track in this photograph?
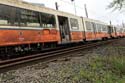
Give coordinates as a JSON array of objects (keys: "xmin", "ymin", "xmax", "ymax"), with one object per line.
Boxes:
[{"xmin": 0, "ymin": 39, "xmax": 121, "ymax": 70}]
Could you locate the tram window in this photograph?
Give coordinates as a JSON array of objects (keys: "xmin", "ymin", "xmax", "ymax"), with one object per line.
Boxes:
[
  {"xmin": 19, "ymin": 9, "xmax": 40, "ymax": 27},
  {"xmin": 85, "ymin": 21, "xmax": 92, "ymax": 31},
  {"xmin": 92, "ymin": 22, "xmax": 97, "ymax": 32},
  {"xmin": 0, "ymin": 4, "xmax": 19, "ymax": 26},
  {"xmin": 96, "ymin": 24, "xmax": 98, "ymax": 32},
  {"xmin": 96, "ymin": 24, "xmax": 102, "ymax": 32},
  {"xmin": 120, "ymin": 28, "xmax": 123, "ymax": 33},
  {"xmin": 0, "ymin": 4, "xmax": 56, "ymax": 28},
  {"xmin": 102, "ymin": 25, "xmax": 107, "ymax": 32},
  {"xmin": 98, "ymin": 24, "xmax": 102, "ymax": 32},
  {"xmin": 19, "ymin": 8, "xmax": 56, "ymax": 28},
  {"xmin": 70, "ymin": 18, "xmax": 79, "ymax": 30},
  {"xmin": 40, "ymin": 13, "xmax": 56, "ymax": 28}
]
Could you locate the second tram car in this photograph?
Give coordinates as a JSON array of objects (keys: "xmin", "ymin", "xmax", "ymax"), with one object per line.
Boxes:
[{"xmin": 83, "ymin": 18, "xmax": 110, "ymax": 41}]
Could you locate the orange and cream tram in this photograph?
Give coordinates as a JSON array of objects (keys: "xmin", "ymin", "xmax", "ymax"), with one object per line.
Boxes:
[{"xmin": 0, "ymin": 0, "xmax": 124, "ymax": 58}]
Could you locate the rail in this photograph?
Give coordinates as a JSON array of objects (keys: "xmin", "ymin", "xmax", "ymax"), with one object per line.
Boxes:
[{"xmin": 0, "ymin": 39, "xmax": 119, "ymax": 69}]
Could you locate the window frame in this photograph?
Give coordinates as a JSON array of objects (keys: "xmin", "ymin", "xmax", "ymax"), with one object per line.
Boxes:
[
  {"xmin": 85, "ymin": 21, "xmax": 93, "ymax": 32},
  {"xmin": 70, "ymin": 18, "xmax": 79, "ymax": 30}
]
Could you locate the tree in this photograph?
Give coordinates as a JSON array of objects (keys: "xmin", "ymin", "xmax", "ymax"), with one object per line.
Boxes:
[{"xmin": 108, "ymin": 0, "xmax": 125, "ymax": 10}]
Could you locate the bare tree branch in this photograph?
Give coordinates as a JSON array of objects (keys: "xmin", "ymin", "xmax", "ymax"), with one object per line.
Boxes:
[{"xmin": 108, "ymin": 0, "xmax": 125, "ymax": 10}]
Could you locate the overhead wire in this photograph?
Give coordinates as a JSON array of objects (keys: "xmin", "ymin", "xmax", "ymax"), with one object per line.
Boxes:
[
  {"xmin": 58, "ymin": 0, "xmax": 100, "ymax": 16},
  {"xmin": 59, "ymin": 0, "xmax": 84, "ymax": 10}
]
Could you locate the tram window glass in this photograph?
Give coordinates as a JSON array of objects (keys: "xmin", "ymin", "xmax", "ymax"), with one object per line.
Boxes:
[
  {"xmin": 120, "ymin": 28, "xmax": 123, "ymax": 33},
  {"xmin": 92, "ymin": 22, "xmax": 97, "ymax": 32},
  {"xmin": 70, "ymin": 18, "xmax": 79, "ymax": 30},
  {"xmin": 19, "ymin": 8, "xmax": 56, "ymax": 28},
  {"xmin": 97, "ymin": 24, "xmax": 102, "ymax": 32},
  {"xmin": 0, "ymin": 4, "xmax": 56, "ymax": 28},
  {"xmin": 0, "ymin": 4, "xmax": 19, "ymax": 26},
  {"xmin": 19, "ymin": 9, "xmax": 40, "ymax": 27},
  {"xmin": 85, "ymin": 21, "xmax": 92, "ymax": 31},
  {"xmin": 95, "ymin": 23, "xmax": 99, "ymax": 32},
  {"xmin": 105, "ymin": 26, "xmax": 108, "ymax": 32},
  {"xmin": 102, "ymin": 25, "xmax": 104, "ymax": 31},
  {"xmin": 102, "ymin": 25, "xmax": 107, "ymax": 32},
  {"xmin": 96, "ymin": 24, "xmax": 99, "ymax": 32},
  {"xmin": 40, "ymin": 13, "xmax": 56, "ymax": 28},
  {"xmin": 96, "ymin": 24, "xmax": 98, "ymax": 32}
]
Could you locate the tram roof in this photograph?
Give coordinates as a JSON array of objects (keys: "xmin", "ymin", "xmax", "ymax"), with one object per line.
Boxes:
[{"xmin": 0, "ymin": 0, "xmax": 80, "ymax": 18}]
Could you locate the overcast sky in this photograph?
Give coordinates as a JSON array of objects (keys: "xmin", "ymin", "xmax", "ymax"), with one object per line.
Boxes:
[{"xmin": 23, "ymin": 0, "xmax": 125, "ymax": 25}]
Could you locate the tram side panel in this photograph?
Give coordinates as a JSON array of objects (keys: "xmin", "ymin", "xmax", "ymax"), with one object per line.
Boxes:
[
  {"xmin": 99, "ymin": 25, "xmax": 110, "ymax": 39},
  {"xmin": 84, "ymin": 21, "xmax": 96, "ymax": 41},
  {"xmin": 0, "ymin": 28, "xmax": 60, "ymax": 46},
  {"xmin": 69, "ymin": 17, "xmax": 85, "ymax": 42},
  {"xmin": 0, "ymin": 29, "xmax": 40, "ymax": 46},
  {"xmin": 83, "ymin": 18, "xmax": 110, "ymax": 41}
]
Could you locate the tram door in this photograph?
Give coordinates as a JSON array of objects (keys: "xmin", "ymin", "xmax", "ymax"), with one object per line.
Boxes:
[{"xmin": 58, "ymin": 16, "xmax": 71, "ymax": 43}]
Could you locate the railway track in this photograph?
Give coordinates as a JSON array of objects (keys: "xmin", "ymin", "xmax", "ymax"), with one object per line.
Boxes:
[{"xmin": 0, "ymin": 39, "xmax": 120, "ymax": 70}]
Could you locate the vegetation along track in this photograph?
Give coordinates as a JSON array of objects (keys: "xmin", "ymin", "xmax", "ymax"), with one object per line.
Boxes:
[{"xmin": 0, "ymin": 39, "xmax": 121, "ymax": 69}]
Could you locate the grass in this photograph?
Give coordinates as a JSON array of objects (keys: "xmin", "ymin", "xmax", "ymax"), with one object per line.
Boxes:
[
  {"xmin": 72, "ymin": 55, "xmax": 125, "ymax": 83},
  {"xmin": 109, "ymin": 56, "xmax": 125, "ymax": 75}
]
